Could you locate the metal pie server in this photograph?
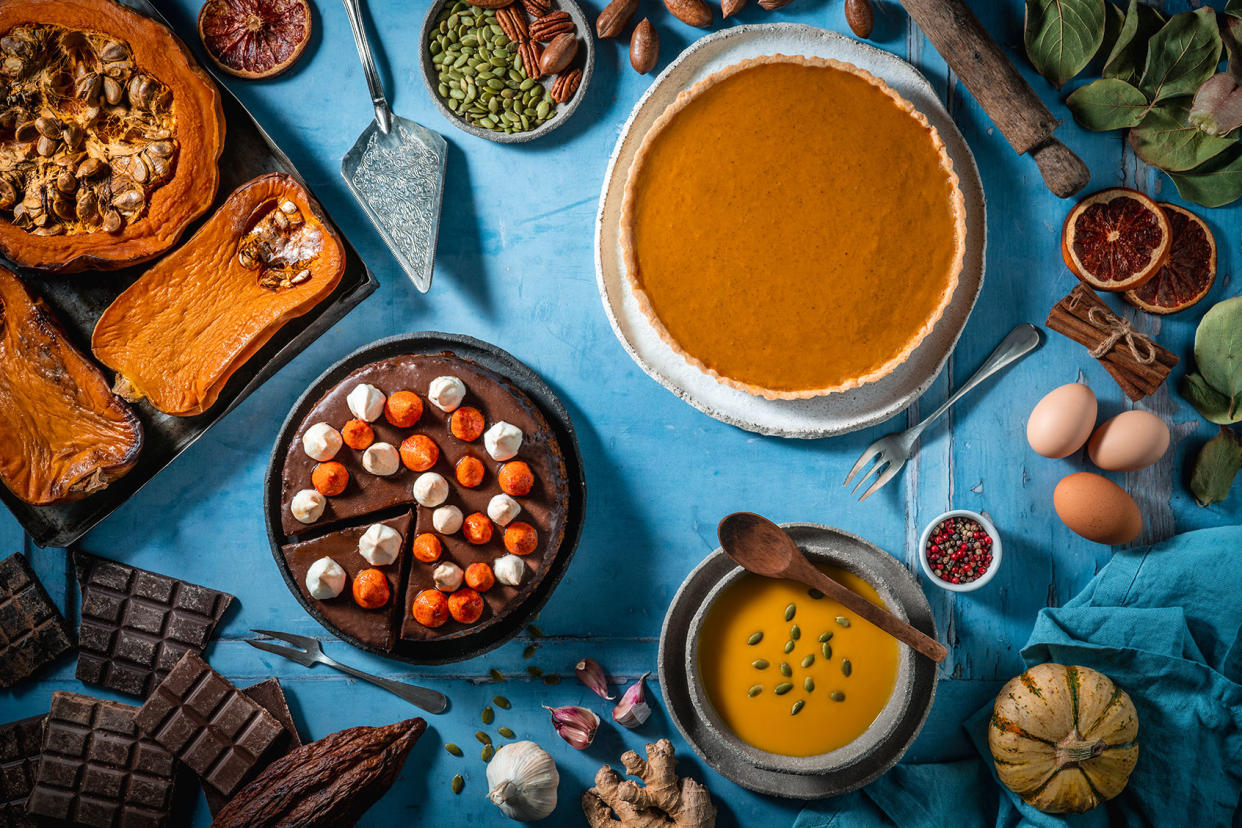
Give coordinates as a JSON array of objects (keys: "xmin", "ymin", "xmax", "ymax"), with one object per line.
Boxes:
[{"xmin": 339, "ymin": 0, "xmax": 446, "ymax": 293}]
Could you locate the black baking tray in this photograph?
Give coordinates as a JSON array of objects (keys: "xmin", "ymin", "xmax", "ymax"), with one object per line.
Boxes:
[
  {"xmin": 264, "ymin": 333, "xmax": 586, "ymax": 664},
  {"xmin": 0, "ymin": 0, "xmax": 377, "ymax": 548}
]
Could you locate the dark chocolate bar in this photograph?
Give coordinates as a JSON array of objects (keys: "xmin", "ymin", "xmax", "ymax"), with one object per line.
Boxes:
[
  {"xmin": 25, "ymin": 690, "xmax": 176, "ymax": 828},
  {"xmin": 74, "ymin": 550, "xmax": 234, "ymax": 698},
  {"xmin": 0, "ymin": 715, "xmax": 44, "ymax": 828},
  {"xmin": 202, "ymin": 678, "xmax": 301, "ymax": 815},
  {"xmin": 135, "ymin": 652, "xmax": 283, "ymax": 798},
  {"xmin": 0, "ymin": 552, "xmax": 73, "ymax": 688}
]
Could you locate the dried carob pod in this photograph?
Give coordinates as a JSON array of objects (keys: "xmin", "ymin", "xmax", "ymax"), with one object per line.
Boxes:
[
  {"xmin": 212, "ymin": 718, "xmax": 426, "ymax": 827},
  {"xmin": 596, "ymin": 0, "xmax": 639, "ymax": 38}
]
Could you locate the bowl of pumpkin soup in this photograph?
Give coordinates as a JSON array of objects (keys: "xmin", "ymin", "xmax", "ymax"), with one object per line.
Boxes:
[{"xmin": 658, "ymin": 522, "xmax": 938, "ymax": 797}]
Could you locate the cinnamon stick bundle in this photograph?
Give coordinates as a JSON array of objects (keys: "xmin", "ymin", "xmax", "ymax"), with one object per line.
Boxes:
[{"xmin": 1046, "ymin": 284, "xmax": 1177, "ymax": 401}]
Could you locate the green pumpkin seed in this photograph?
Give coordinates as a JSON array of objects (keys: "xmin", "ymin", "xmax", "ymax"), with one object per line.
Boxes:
[
  {"xmin": 481, "ymin": 706, "xmax": 494, "ymax": 725},
  {"xmin": 747, "ymin": 631, "xmax": 763, "ymax": 645},
  {"xmin": 522, "ymin": 644, "xmax": 537, "ymax": 658},
  {"xmin": 520, "ymin": 78, "xmax": 536, "ymax": 91},
  {"xmin": 493, "ymin": 696, "xmax": 511, "ymax": 709},
  {"xmin": 822, "ymin": 643, "xmax": 833, "ymax": 659},
  {"xmin": 475, "ymin": 731, "xmax": 491, "ymax": 745},
  {"xmin": 482, "ymin": 744, "xmax": 494, "ymax": 762},
  {"xmin": 804, "ymin": 677, "xmax": 814, "ymax": 692},
  {"xmin": 526, "ymin": 665, "xmax": 543, "ymax": 677},
  {"xmin": 836, "ymin": 616, "xmax": 851, "ymax": 627},
  {"xmin": 830, "ymin": 691, "xmax": 845, "ymax": 702},
  {"xmin": 791, "ymin": 700, "xmax": 805, "ymax": 715},
  {"xmin": 842, "ymin": 659, "xmax": 852, "ymax": 677},
  {"xmin": 808, "ymin": 588, "xmax": 824, "ymax": 599},
  {"xmin": 452, "ymin": 773, "xmax": 464, "ymax": 794},
  {"xmin": 445, "ymin": 743, "xmax": 463, "ymax": 757},
  {"xmin": 790, "ymin": 625, "xmax": 801, "ymax": 640},
  {"xmin": 774, "ymin": 682, "xmax": 793, "ymax": 695},
  {"xmin": 779, "ymin": 662, "xmax": 792, "ymax": 677},
  {"xmin": 752, "ymin": 659, "xmax": 770, "ymax": 670},
  {"xmin": 498, "ymin": 727, "xmax": 516, "ymax": 738},
  {"xmin": 543, "ymin": 674, "xmax": 561, "ymax": 685},
  {"xmin": 748, "ymin": 685, "xmax": 763, "ymax": 697},
  {"xmin": 784, "ymin": 603, "xmax": 796, "ymax": 621},
  {"xmin": 783, "ymin": 640, "xmax": 795, "ymax": 654},
  {"xmin": 489, "ymin": 668, "xmax": 504, "ymax": 682},
  {"xmin": 818, "ymin": 631, "xmax": 834, "ymax": 643},
  {"xmin": 801, "ymin": 654, "xmax": 815, "ymax": 668}
]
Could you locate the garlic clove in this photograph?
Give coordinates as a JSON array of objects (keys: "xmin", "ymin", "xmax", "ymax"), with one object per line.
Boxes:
[
  {"xmin": 544, "ymin": 704, "xmax": 599, "ymax": 749},
  {"xmin": 612, "ymin": 671, "xmax": 652, "ymax": 729},
  {"xmin": 575, "ymin": 657, "xmax": 614, "ymax": 700}
]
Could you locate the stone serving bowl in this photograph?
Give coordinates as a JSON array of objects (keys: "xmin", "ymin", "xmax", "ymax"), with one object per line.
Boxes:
[
  {"xmin": 658, "ymin": 523, "xmax": 939, "ymax": 798},
  {"xmin": 418, "ymin": 0, "xmax": 594, "ymax": 144}
]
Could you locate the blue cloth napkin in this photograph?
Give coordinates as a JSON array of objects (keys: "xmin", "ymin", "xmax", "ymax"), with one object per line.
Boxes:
[{"xmin": 795, "ymin": 526, "xmax": 1242, "ymax": 828}]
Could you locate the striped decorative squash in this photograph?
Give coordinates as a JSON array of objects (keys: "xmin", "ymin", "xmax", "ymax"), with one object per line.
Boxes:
[{"xmin": 988, "ymin": 663, "xmax": 1139, "ymax": 814}]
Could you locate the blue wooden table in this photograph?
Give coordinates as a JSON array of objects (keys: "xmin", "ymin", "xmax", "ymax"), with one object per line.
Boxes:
[{"xmin": 3, "ymin": 0, "xmax": 1239, "ymax": 824}]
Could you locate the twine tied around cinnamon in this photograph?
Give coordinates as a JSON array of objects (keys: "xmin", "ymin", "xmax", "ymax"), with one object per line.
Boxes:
[{"xmin": 1085, "ymin": 306, "xmax": 1157, "ymax": 365}]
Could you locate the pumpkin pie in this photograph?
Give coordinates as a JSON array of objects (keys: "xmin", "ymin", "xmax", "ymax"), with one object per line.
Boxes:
[{"xmin": 620, "ymin": 55, "xmax": 966, "ymax": 399}]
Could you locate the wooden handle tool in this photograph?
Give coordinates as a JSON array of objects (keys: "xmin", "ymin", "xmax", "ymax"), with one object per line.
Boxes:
[{"xmin": 898, "ymin": 0, "xmax": 1090, "ymax": 198}]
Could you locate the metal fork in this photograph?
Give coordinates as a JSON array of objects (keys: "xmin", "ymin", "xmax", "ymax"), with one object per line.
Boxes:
[
  {"xmin": 247, "ymin": 629, "xmax": 448, "ymax": 713},
  {"xmin": 843, "ymin": 323, "xmax": 1044, "ymax": 501}
]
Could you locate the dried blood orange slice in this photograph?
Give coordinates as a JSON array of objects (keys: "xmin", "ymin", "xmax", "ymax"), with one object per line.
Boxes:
[
  {"xmin": 1061, "ymin": 188, "xmax": 1171, "ymax": 292},
  {"xmin": 197, "ymin": 0, "xmax": 311, "ymax": 79},
  {"xmin": 1124, "ymin": 204, "xmax": 1216, "ymax": 315}
]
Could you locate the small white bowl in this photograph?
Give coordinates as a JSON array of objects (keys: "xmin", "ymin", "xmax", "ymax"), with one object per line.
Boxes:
[{"xmin": 918, "ymin": 510, "xmax": 1001, "ymax": 593}]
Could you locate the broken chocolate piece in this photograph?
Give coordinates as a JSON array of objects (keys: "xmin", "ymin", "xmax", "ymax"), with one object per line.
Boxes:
[{"xmin": 0, "ymin": 552, "xmax": 74, "ymax": 688}]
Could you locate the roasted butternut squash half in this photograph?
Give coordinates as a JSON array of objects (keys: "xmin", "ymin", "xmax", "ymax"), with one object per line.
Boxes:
[
  {"xmin": 0, "ymin": 0, "xmax": 225, "ymax": 272},
  {"xmin": 0, "ymin": 266, "xmax": 142, "ymax": 504},
  {"xmin": 92, "ymin": 173, "xmax": 346, "ymax": 416}
]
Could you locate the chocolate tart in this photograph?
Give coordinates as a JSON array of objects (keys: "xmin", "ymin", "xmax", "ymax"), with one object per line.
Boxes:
[{"xmin": 266, "ymin": 334, "xmax": 584, "ymax": 663}]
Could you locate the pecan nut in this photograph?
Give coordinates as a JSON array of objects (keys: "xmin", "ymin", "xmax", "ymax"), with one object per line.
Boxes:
[
  {"xmin": 538, "ymin": 33, "xmax": 578, "ymax": 76},
  {"xmin": 496, "ymin": 5, "xmax": 529, "ymax": 42},
  {"xmin": 520, "ymin": 0, "xmax": 552, "ymax": 16},
  {"xmin": 844, "ymin": 0, "xmax": 873, "ymax": 37},
  {"xmin": 629, "ymin": 18, "xmax": 658, "ymax": 74},
  {"xmin": 467, "ymin": 0, "xmax": 514, "ymax": 8},
  {"xmin": 550, "ymin": 68, "xmax": 582, "ymax": 103},
  {"xmin": 663, "ymin": 0, "xmax": 712, "ymax": 27},
  {"xmin": 528, "ymin": 10, "xmax": 574, "ymax": 42},
  {"xmin": 596, "ymin": 0, "xmax": 639, "ymax": 38},
  {"xmin": 757, "ymin": 0, "xmax": 793, "ymax": 9},
  {"xmin": 518, "ymin": 39, "xmax": 544, "ymax": 79},
  {"xmin": 721, "ymin": 0, "xmax": 747, "ymax": 17}
]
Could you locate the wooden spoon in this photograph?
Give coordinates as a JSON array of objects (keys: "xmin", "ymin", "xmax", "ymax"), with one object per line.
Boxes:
[{"xmin": 717, "ymin": 513, "xmax": 947, "ymax": 663}]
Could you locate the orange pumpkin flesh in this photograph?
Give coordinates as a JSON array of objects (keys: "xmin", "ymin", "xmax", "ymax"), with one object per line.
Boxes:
[
  {"xmin": 92, "ymin": 172, "xmax": 346, "ymax": 417},
  {"xmin": 0, "ymin": 266, "xmax": 142, "ymax": 504},
  {"xmin": 0, "ymin": 0, "xmax": 225, "ymax": 272}
]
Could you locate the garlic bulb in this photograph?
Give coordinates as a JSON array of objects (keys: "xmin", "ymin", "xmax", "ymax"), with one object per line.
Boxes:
[{"xmin": 486, "ymin": 741, "xmax": 559, "ymax": 822}]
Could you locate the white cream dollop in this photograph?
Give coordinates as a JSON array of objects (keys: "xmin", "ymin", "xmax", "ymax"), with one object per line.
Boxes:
[
  {"xmin": 358, "ymin": 523, "xmax": 402, "ymax": 566},
  {"xmin": 290, "ymin": 489, "xmax": 326, "ymax": 524},
  {"xmin": 301, "ymin": 423, "xmax": 342, "ymax": 462},
  {"xmin": 306, "ymin": 557, "xmax": 347, "ymax": 599},
  {"xmin": 433, "ymin": 561, "xmax": 464, "ymax": 592},
  {"xmin": 413, "ymin": 472, "xmax": 450, "ymax": 507},
  {"xmin": 484, "ymin": 421, "xmax": 523, "ymax": 461},
  {"xmin": 493, "ymin": 554, "xmax": 527, "ymax": 587},
  {"xmin": 428, "ymin": 376, "xmax": 467, "ymax": 412},
  {"xmin": 487, "ymin": 493, "xmax": 522, "ymax": 527},
  {"xmin": 346, "ymin": 383, "xmax": 386, "ymax": 422},
  {"xmin": 433, "ymin": 504, "xmax": 464, "ymax": 534},
  {"xmin": 362, "ymin": 442, "xmax": 401, "ymax": 476}
]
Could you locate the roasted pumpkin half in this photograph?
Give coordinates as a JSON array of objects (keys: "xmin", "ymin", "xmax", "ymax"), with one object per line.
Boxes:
[
  {"xmin": 0, "ymin": 266, "xmax": 142, "ymax": 504},
  {"xmin": 0, "ymin": 0, "xmax": 225, "ymax": 272},
  {"xmin": 92, "ymin": 172, "xmax": 346, "ymax": 417}
]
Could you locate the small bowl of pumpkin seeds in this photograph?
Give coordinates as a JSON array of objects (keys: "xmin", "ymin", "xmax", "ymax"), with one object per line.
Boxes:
[{"xmin": 419, "ymin": 0, "xmax": 594, "ymax": 143}]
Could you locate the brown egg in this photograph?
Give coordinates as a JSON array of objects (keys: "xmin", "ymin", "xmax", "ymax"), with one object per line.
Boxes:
[{"xmin": 1053, "ymin": 472, "xmax": 1142, "ymax": 545}]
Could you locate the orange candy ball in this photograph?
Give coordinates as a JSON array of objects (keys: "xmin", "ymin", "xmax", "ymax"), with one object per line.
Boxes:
[
  {"xmin": 341, "ymin": 419, "xmax": 374, "ymax": 450},
  {"xmin": 463, "ymin": 512, "xmax": 493, "ymax": 545},
  {"xmin": 449, "ymin": 406, "xmax": 485, "ymax": 442},
  {"xmin": 412, "ymin": 589, "xmax": 449, "ymax": 628},
  {"xmin": 399, "ymin": 434, "xmax": 439, "ymax": 471},
  {"xmin": 384, "ymin": 391, "xmax": 424, "ymax": 428},
  {"xmin": 448, "ymin": 587, "xmax": 484, "ymax": 624},
  {"xmin": 464, "ymin": 562, "xmax": 495, "ymax": 592},
  {"xmin": 498, "ymin": 461, "xmax": 534, "ymax": 496},
  {"xmin": 412, "ymin": 532, "xmax": 443, "ymax": 563},
  {"xmin": 456, "ymin": 456, "xmax": 485, "ymax": 488},
  {"xmin": 311, "ymin": 461, "xmax": 348, "ymax": 496},
  {"xmin": 352, "ymin": 568, "xmax": 390, "ymax": 609},
  {"xmin": 504, "ymin": 522, "xmax": 538, "ymax": 556}
]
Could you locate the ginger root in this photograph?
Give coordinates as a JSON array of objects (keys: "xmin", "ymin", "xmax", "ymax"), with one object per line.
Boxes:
[{"xmin": 582, "ymin": 739, "xmax": 717, "ymax": 828}]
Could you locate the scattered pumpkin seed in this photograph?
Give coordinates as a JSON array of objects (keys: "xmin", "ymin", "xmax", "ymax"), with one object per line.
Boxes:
[
  {"xmin": 784, "ymin": 603, "xmax": 796, "ymax": 621},
  {"xmin": 498, "ymin": 727, "xmax": 516, "ymax": 739},
  {"xmin": 452, "ymin": 773, "xmax": 464, "ymax": 794},
  {"xmin": 818, "ymin": 631, "xmax": 834, "ymax": 643},
  {"xmin": 783, "ymin": 640, "xmax": 795, "ymax": 654},
  {"xmin": 493, "ymin": 696, "xmax": 511, "ymax": 709},
  {"xmin": 790, "ymin": 625, "xmax": 801, "ymax": 640},
  {"xmin": 804, "ymin": 677, "xmax": 814, "ymax": 692},
  {"xmin": 543, "ymin": 674, "xmax": 561, "ymax": 685},
  {"xmin": 822, "ymin": 643, "xmax": 833, "ymax": 659},
  {"xmin": 842, "ymin": 659, "xmax": 852, "ymax": 677},
  {"xmin": 830, "ymin": 691, "xmax": 846, "ymax": 702},
  {"xmin": 747, "ymin": 631, "xmax": 763, "ymax": 645},
  {"xmin": 445, "ymin": 743, "xmax": 463, "ymax": 757},
  {"xmin": 836, "ymin": 616, "xmax": 851, "ymax": 627},
  {"xmin": 752, "ymin": 659, "xmax": 770, "ymax": 670},
  {"xmin": 774, "ymin": 682, "xmax": 793, "ymax": 695},
  {"xmin": 748, "ymin": 685, "xmax": 763, "ymax": 697},
  {"xmin": 489, "ymin": 668, "xmax": 504, "ymax": 682},
  {"xmin": 779, "ymin": 662, "xmax": 792, "ymax": 677},
  {"xmin": 527, "ymin": 624, "xmax": 543, "ymax": 638},
  {"xmin": 481, "ymin": 706, "xmax": 495, "ymax": 725},
  {"xmin": 526, "ymin": 665, "xmax": 543, "ymax": 677},
  {"xmin": 791, "ymin": 700, "xmax": 805, "ymax": 715},
  {"xmin": 808, "ymin": 588, "xmax": 824, "ymax": 599},
  {"xmin": 522, "ymin": 644, "xmax": 539, "ymax": 659},
  {"xmin": 481, "ymin": 744, "xmax": 495, "ymax": 762},
  {"xmin": 475, "ymin": 731, "xmax": 492, "ymax": 745},
  {"xmin": 801, "ymin": 654, "xmax": 815, "ymax": 668}
]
